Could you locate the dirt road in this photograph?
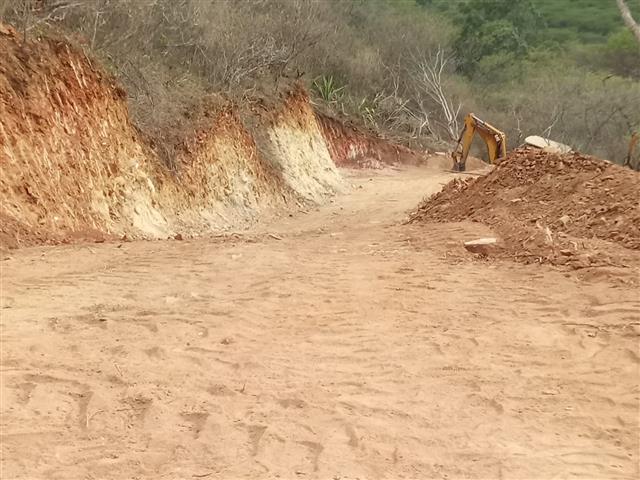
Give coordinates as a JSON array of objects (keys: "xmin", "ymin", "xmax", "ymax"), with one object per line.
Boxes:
[{"xmin": 1, "ymin": 167, "xmax": 638, "ymax": 479}]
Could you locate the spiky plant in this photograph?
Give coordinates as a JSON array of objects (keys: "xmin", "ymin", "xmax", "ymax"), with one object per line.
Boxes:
[{"xmin": 312, "ymin": 75, "xmax": 345, "ymax": 103}]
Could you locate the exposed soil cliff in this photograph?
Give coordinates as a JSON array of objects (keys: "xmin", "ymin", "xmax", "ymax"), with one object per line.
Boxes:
[{"xmin": 0, "ymin": 25, "xmax": 342, "ymax": 248}]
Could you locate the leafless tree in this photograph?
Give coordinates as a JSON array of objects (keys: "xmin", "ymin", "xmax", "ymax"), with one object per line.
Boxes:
[{"xmin": 412, "ymin": 47, "xmax": 462, "ymax": 141}]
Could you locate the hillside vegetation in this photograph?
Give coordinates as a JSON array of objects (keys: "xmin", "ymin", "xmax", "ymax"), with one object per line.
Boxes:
[
  {"xmin": 1, "ymin": 0, "xmax": 638, "ymax": 164},
  {"xmin": 422, "ymin": 0, "xmax": 640, "ymax": 44},
  {"xmin": 533, "ymin": 0, "xmax": 640, "ymax": 43}
]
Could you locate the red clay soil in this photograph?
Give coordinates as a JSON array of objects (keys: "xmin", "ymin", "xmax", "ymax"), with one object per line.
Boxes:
[
  {"xmin": 164, "ymin": 103, "xmax": 291, "ymax": 206},
  {"xmin": 0, "ymin": 213, "xmax": 112, "ymax": 250},
  {"xmin": 316, "ymin": 113, "xmax": 426, "ymax": 168},
  {"xmin": 0, "ymin": 23, "xmax": 340, "ymax": 249},
  {"xmin": 409, "ymin": 148, "xmax": 640, "ymax": 267},
  {"xmin": 0, "ymin": 23, "xmax": 140, "ymax": 248}
]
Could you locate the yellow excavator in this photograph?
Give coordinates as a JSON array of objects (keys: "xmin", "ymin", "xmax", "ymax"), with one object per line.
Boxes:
[
  {"xmin": 624, "ymin": 132, "xmax": 638, "ymax": 171},
  {"xmin": 452, "ymin": 113, "xmax": 507, "ymax": 172}
]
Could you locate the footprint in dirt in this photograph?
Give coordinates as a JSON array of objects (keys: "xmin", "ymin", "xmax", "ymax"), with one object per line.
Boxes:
[
  {"xmin": 344, "ymin": 424, "xmax": 359, "ymax": 448},
  {"xmin": 247, "ymin": 424, "xmax": 268, "ymax": 456},
  {"xmin": 144, "ymin": 346, "xmax": 167, "ymax": 359},
  {"xmin": 181, "ymin": 411, "xmax": 209, "ymax": 439},
  {"xmin": 277, "ymin": 398, "xmax": 307, "ymax": 409},
  {"xmin": 69, "ymin": 389, "xmax": 94, "ymax": 432},
  {"xmin": 11, "ymin": 382, "xmax": 36, "ymax": 405},
  {"xmin": 207, "ymin": 384, "xmax": 236, "ymax": 397},
  {"xmin": 298, "ymin": 440, "xmax": 324, "ymax": 472},
  {"xmin": 123, "ymin": 395, "xmax": 153, "ymax": 428}
]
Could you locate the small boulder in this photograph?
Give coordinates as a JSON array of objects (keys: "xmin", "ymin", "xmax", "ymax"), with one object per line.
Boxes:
[{"xmin": 463, "ymin": 238, "xmax": 498, "ymax": 255}]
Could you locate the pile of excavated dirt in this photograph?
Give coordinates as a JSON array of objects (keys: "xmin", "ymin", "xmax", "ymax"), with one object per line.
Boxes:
[
  {"xmin": 0, "ymin": 24, "xmax": 343, "ymax": 249},
  {"xmin": 409, "ymin": 148, "xmax": 640, "ymax": 267}
]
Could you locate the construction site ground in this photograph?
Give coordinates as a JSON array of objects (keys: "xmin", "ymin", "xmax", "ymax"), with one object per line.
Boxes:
[{"xmin": 1, "ymin": 166, "xmax": 638, "ymax": 480}]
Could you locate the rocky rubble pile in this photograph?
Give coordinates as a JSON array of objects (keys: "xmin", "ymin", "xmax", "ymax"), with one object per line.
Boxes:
[{"xmin": 409, "ymin": 148, "xmax": 640, "ymax": 266}]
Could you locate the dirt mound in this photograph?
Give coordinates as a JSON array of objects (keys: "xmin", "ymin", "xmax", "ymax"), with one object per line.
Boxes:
[{"xmin": 409, "ymin": 148, "xmax": 640, "ymax": 266}]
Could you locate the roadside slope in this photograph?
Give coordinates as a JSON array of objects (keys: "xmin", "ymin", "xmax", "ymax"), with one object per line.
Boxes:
[{"xmin": 0, "ymin": 25, "xmax": 342, "ymax": 248}]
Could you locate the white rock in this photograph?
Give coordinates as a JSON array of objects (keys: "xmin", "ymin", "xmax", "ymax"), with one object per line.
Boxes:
[
  {"xmin": 558, "ymin": 215, "xmax": 571, "ymax": 226},
  {"xmin": 463, "ymin": 238, "xmax": 498, "ymax": 255}
]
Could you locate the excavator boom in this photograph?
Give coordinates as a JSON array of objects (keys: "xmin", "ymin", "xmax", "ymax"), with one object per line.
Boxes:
[
  {"xmin": 624, "ymin": 132, "xmax": 638, "ymax": 170},
  {"xmin": 452, "ymin": 113, "xmax": 507, "ymax": 171}
]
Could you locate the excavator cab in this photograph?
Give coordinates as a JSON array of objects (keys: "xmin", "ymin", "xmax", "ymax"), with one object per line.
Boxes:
[{"xmin": 452, "ymin": 113, "xmax": 507, "ymax": 172}]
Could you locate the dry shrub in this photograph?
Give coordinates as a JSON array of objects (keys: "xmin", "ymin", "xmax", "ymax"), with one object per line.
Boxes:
[
  {"xmin": 0, "ymin": 0, "xmax": 451, "ymax": 144},
  {"xmin": 1, "ymin": 0, "xmax": 636, "ymax": 164}
]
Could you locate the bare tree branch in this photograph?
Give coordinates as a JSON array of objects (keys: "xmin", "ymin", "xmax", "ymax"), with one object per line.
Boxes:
[
  {"xmin": 616, "ymin": 0, "xmax": 640, "ymax": 45},
  {"xmin": 412, "ymin": 47, "xmax": 462, "ymax": 141}
]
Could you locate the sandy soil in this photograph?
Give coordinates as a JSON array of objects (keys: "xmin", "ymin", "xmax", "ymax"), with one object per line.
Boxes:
[{"xmin": 1, "ymin": 167, "xmax": 638, "ymax": 480}]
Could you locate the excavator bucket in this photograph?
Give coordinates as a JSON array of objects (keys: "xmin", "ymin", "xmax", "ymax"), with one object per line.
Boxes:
[{"xmin": 452, "ymin": 156, "xmax": 465, "ymax": 172}]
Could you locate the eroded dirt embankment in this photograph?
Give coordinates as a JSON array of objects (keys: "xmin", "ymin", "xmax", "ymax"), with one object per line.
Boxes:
[
  {"xmin": 0, "ymin": 25, "xmax": 345, "ymax": 248},
  {"xmin": 316, "ymin": 113, "xmax": 425, "ymax": 169}
]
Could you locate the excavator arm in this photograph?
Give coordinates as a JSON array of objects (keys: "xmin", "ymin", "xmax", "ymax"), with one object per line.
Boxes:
[
  {"xmin": 452, "ymin": 113, "xmax": 507, "ymax": 171},
  {"xmin": 624, "ymin": 132, "xmax": 638, "ymax": 170}
]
